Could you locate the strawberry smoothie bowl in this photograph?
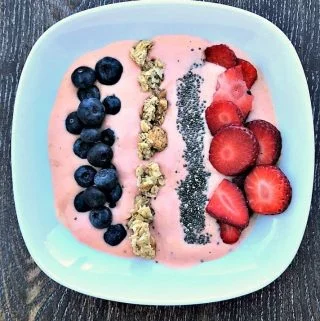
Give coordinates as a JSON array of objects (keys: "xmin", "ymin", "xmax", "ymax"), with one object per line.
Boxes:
[{"xmin": 48, "ymin": 35, "xmax": 292, "ymax": 268}]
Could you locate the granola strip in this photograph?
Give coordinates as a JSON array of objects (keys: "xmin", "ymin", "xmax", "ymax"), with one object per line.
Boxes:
[{"xmin": 128, "ymin": 40, "xmax": 169, "ymax": 260}]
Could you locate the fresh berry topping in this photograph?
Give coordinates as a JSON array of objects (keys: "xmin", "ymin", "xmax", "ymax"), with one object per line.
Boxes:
[
  {"xmin": 80, "ymin": 128, "xmax": 101, "ymax": 143},
  {"xmin": 105, "ymin": 183, "xmax": 123, "ymax": 205},
  {"xmin": 71, "ymin": 66, "xmax": 96, "ymax": 89},
  {"xmin": 74, "ymin": 191, "xmax": 91, "ymax": 212},
  {"xmin": 206, "ymin": 179, "xmax": 249, "ymax": 228},
  {"xmin": 83, "ymin": 186, "xmax": 106, "ymax": 209},
  {"xmin": 87, "ymin": 143, "xmax": 113, "ymax": 168},
  {"xmin": 246, "ymin": 120, "xmax": 282, "ymax": 165},
  {"xmin": 103, "ymin": 95, "xmax": 121, "ymax": 115},
  {"xmin": 73, "ymin": 138, "xmax": 93, "ymax": 159},
  {"xmin": 77, "ymin": 85, "xmax": 100, "ymax": 101},
  {"xmin": 95, "ymin": 57, "xmax": 123, "ymax": 85},
  {"xmin": 205, "ymin": 100, "xmax": 244, "ymax": 135},
  {"xmin": 209, "ymin": 125, "xmax": 259, "ymax": 176},
  {"xmin": 219, "ymin": 222, "xmax": 242, "ymax": 244},
  {"xmin": 89, "ymin": 207, "xmax": 112, "ymax": 229},
  {"xmin": 214, "ymin": 66, "xmax": 253, "ymax": 118},
  {"xmin": 74, "ymin": 165, "xmax": 97, "ymax": 188},
  {"xmin": 100, "ymin": 128, "xmax": 115, "ymax": 146},
  {"xmin": 237, "ymin": 59, "xmax": 258, "ymax": 89},
  {"xmin": 244, "ymin": 165, "xmax": 292, "ymax": 215},
  {"xmin": 65, "ymin": 111, "xmax": 83, "ymax": 135},
  {"xmin": 103, "ymin": 224, "xmax": 127, "ymax": 246},
  {"xmin": 94, "ymin": 168, "xmax": 118, "ymax": 192},
  {"xmin": 204, "ymin": 44, "xmax": 237, "ymax": 69},
  {"xmin": 77, "ymin": 98, "xmax": 105, "ymax": 127}
]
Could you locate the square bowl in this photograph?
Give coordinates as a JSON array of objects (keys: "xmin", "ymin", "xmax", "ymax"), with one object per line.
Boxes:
[{"xmin": 12, "ymin": 0, "xmax": 314, "ymax": 305}]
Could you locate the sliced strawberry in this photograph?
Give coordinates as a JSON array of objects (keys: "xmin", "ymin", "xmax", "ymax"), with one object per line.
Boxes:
[
  {"xmin": 204, "ymin": 44, "xmax": 237, "ymax": 69},
  {"xmin": 205, "ymin": 101, "xmax": 244, "ymax": 135},
  {"xmin": 214, "ymin": 66, "xmax": 253, "ymax": 118},
  {"xmin": 206, "ymin": 179, "xmax": 249, "ymax": 228},
  {"xmin": 244, "ymin": 165, "xmax": 292, "ymax": 214},
  {"xmin": 219, "ymin": 222, "xmax": 242, "ymax": 244},
  {"xmin": 209, "ymin": 125, "xmax": 259, "ymax": 176},
  {"xmin": 246, "ymin": 120, "xmax": 282, "ymax": 165},
  {"xmin": 237, "ymin": 58, "xmax": 258, "ymax": 89}
]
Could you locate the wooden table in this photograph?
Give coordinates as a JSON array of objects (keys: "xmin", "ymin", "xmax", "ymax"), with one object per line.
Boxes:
[{"xmin": 1, "ymin": 0, "xmax": 319, "ymax": 320}]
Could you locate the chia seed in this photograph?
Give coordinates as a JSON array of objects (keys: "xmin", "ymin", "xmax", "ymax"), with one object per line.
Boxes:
[{"xmin": 176, "ymin": 65, "xmax": 211, "ymax": 245}]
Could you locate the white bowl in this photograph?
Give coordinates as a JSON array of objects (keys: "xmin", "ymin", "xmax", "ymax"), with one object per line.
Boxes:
[{"xmin": 12, "ymin": 0, "xmax": 314, "ymax": 305}]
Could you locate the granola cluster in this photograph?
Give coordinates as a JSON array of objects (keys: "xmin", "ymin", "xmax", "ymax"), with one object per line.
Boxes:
[
  {"xmin": 128, "ymin": 163, "xmax": 165, "ymax": 259},
  {"xmin": 130, "ymin": 40, "xmax": 168, "ymax": 160},
  {"xmin": 128, "ymin": 40, "xmax": 169, "ymax": 260},
  {"xmin": 136, "ymin": 162, "xmax": 165, "ymax": 198}
]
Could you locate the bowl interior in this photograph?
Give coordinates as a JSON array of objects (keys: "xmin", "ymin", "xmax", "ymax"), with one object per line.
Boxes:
[{"xmin": 12, "ymin": 1, "xmax": 314, "ymax": 304}]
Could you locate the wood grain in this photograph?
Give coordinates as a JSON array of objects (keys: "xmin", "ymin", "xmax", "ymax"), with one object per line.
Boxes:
[{"xmin": 0, "ymin": 0, "xmax": 319, "ymax": 320}]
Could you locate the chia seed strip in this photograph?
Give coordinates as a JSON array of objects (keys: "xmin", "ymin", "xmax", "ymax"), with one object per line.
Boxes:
[{"xmin": 176, "ymin": 65, "xmax": 211, "ymax": 245}]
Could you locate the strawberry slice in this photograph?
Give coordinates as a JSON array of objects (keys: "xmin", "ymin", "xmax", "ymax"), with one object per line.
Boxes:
[
  {"xmin": 204, "ymin": 44, "xmax": 237, "ymax": 69},
  {"xmin": 237, "ymin": 59, "xmax": 258, "ymax": 89},
  {"xmin": 209, "ymin": 125, "xmax": 259, "ymax": 176},
  {"xmin": 219, "ymin": 222, "xmax": 242, "ymax": 244},
  {"xmin": 205, "ymin": 101, "xmax": 244, "ymax": 135},
  {"xmin": 246, "ymin": 120, "xmax": 282, "ymax": 165},
  {"xmin": 214, "ymin": 66, "xmax": 253, "ymax": 118},
  {"xmin": 244, "ymin": 165, "xmax": 292, "ymax": 214},
  {"xmin": 206, "ymin": 179, "xmax": 249, "ymax": 228}
]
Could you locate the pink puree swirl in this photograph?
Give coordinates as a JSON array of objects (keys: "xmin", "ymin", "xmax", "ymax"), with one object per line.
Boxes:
[{"xmin": 48, "ymin": 35, "xmax": 276, "ymax": 267}]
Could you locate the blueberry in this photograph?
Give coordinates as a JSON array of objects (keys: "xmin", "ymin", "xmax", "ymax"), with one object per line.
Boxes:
[
  {"xmin": 77, "ymin": 85, "xmax": 100, "ymax": 101},
  {"xmin": 77, "ymin": 98, "xmax": 105, "ymax": 127},
  {"xmin": 73, "ymin": 138, "xmax": 93, "ymax": 159},
  {"xmin": 103, "ymin": 224, "xmax": 127, "ymax": 246},
  {"xmin": 103, "ymin": 95, "xmax": 121, "ymax": 115},
  {"xmin": 65, "ymin": 111, "xmax": 83, "ymax": 134},
  {"xmin": 71, "ymin": 66, "xmax": 96, "ymax": 89},
  {"xmin": 83, "ymin": 186, "xmax": 106, "ymax": 209},
  {"xmin": 95, "ymin": 57, "xmax": 123, "ymax": 85},
  {"xmin": 105, "ymin": 183, "xmax": 123, "ymax": 204},
  {"xmin": 74, "ymin": 165, "xmax": 97, "ymax": 188},
  {"xmin": 89, "ymin": 207, "xmax": 112, "ymax": 229},
  {"xmin": 74, "ymin": 191, "xmax": 90, "ymax": 212},
  {"xmin": 100, "ymin": 128, "xmax": 115, "ymax": 146},
  {"xmin": 80, "ymin": 128, "xmax": 101, "ymax": 143},
  {"xmin": 87, "ymin": 143, "xmax": 113, "ymax": 167},
  {"xmin": 94, "ymin": 168, "xmax": 118, "ymax": 192}
]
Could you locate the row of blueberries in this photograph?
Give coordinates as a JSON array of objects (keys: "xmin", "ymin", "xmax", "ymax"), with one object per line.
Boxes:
[{"xmin": 65, "ymin": 57, "xmax": 127, "ymax": 246}]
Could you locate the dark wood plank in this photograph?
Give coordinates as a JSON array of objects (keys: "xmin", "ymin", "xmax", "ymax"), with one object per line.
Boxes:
[{"xmin": 0, "ymin": 0, "xmax": 319, "ymax": 320}]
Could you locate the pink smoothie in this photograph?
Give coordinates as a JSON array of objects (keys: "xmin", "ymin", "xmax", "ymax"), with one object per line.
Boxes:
[{"xmin": 48, "ymin": 35, "xmax": 276, "ymax": 267}]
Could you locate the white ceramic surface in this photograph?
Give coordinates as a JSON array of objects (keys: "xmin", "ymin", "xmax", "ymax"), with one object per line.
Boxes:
[{"xmin": 12, "ymin": 0, "xmax": 314, "ymax": 305}]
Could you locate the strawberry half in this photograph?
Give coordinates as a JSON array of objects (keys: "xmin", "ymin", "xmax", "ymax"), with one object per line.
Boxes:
[
  {"xmin": 209, "ymin": 125, "xmax": 259, "ymax": 176},
  {"xmin": 246, "ymin": 120, "xmax": 282, "ymax": 165},
  {"xmin": 206, "ymin": 179, "xmax": 249, "ymax": 228},
  {"xmin": 205, "ymin": 101, "xmax": 244, "ymax": 135},
  {"xmin": 237, "ymin": 58, "xmax": 258, "ymax": 89},
  {"xmin": 244, "ymin": 165, "xmax": 292, "ymax": 215},
  {"xmin": 214, "ymin": 66, "xmax": 253, "ymax": 118},
  {"xmin": 219, "ymin": 222, "xmax": 242, "ymax": 244},
  {"xmin": 204, "ymin": 44, "xmax": 237, "ymax": 69}
]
